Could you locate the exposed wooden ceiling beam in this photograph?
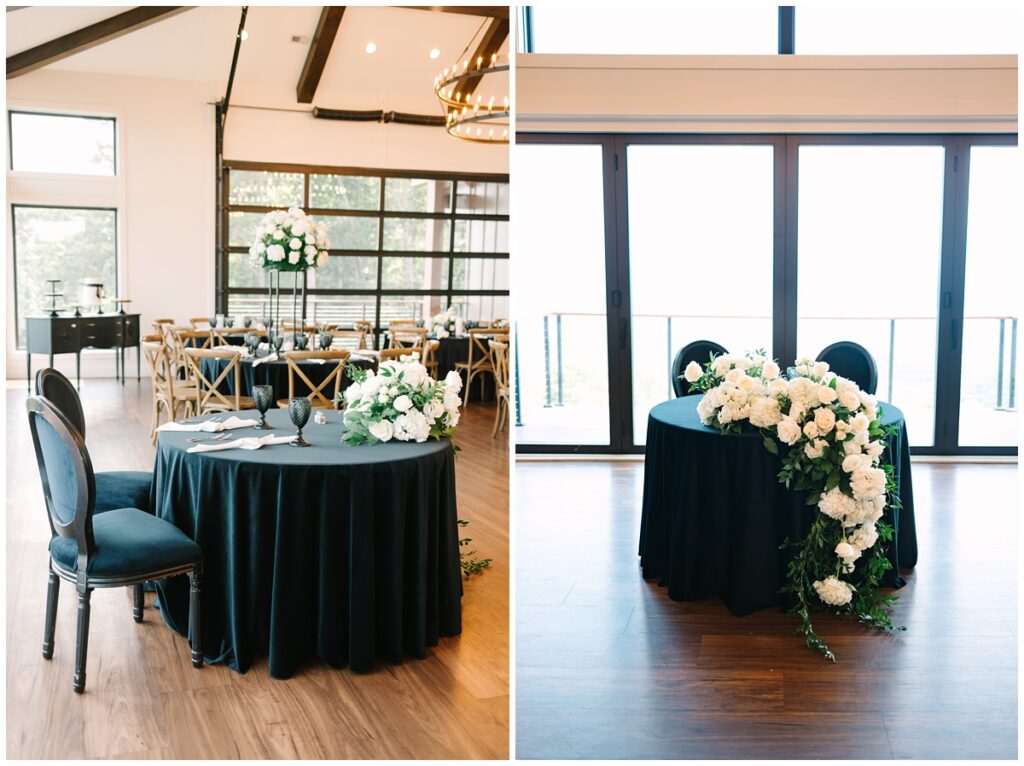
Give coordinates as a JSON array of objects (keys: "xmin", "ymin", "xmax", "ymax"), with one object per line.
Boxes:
[
  {"xmin": 400, "ymin": 6, "xmax": 509, "ymax": 20},
  {"xmin": 459, "ymin": 16, "xmax": 509, "ymax": 102},
  {"xmin": 6, "ymin": 6, "xmax": 190, "ymax": 80},
  {"xmin": 296, "ymin": 6, "xmax": 346, "ymax": 104}
]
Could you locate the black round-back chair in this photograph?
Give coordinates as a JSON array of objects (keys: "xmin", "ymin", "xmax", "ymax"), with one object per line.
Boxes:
[
  {"xmin": 35, "ymin": 368, "xmax": 153, "ymax": 513},
  {"xmin": 816, "ymin": 341, "xmax": 879, "ymax": 395},
  {"xmin": 26, "ymin": 395, "xmax": 204, "ymax": 693},
  {"xmin": 670, "ymin": 340, "xmax": 728, "ymax": 397}
]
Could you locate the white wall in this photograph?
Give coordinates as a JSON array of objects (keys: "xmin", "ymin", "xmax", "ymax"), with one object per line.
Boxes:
[
  {"xmin": 5, "ymin": 69, "xmax": 509, "ymax": 381},
  {"xmin": 6, "ymin": 69, "xmax": 218, "ymax": 380},
  {"xmin": 518, "ymin": 54, "xmax": 1018, "ymax": 133}
]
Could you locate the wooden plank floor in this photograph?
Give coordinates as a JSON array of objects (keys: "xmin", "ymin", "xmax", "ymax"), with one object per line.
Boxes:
[
  {"xmin": 6, "ymin": 379, "xmax": 508, "ymax": 759},
  {"xmin": 516, "ymin": 460, "xmax": 1018, "ymax": 760}
]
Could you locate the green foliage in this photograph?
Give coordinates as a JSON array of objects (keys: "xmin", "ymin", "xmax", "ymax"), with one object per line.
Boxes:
[{"xmin": 458, "ymin": 519, "xmax": 492, "ymax": 577}]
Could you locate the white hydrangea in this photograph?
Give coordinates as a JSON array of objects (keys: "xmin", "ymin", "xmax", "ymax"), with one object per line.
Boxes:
[
  {"xmin": 818, "ymin": 486, "xmax": 855, "ymax": 521},
  {"xmin": 749, "ymin": 395, "xmax": 783, "ymax": 428},
  {"xmin": 850, "ymin": 466, "xmax": 886, "ymax": 501},
  {"xmin": 813, "ymin": 576, "xmax": 854, "ymax": 606}
]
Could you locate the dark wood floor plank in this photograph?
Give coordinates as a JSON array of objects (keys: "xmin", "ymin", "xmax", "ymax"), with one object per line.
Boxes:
[
  {"xmin": 6, "ymin": 379, "xmax": 508, "ymax": 759},
  {"xmin": 515, "ymin": 460, "xmax": 1018, "ymax": 760}
]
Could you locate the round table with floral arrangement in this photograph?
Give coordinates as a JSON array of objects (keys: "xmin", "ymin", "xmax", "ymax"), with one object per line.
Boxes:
[
  {"xmin": 639, "ymin": 352, "xmax": 918, "ymax": 660},
  {"xmin": 152, "ymin": 357, "xmax": 466, "ymax": 678}
]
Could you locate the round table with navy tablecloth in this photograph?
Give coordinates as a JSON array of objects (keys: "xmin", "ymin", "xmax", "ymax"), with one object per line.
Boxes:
[
  {"xmin": 199, "ymin": 351, "xmax": 375, "ymax": 404},
  {"xmin": 638, "ymin": 395, "xmax": 917, "ymax": 616},
  {"xmin": 150, "ymin": 408, "xmax": 462, "ymax": 678}
]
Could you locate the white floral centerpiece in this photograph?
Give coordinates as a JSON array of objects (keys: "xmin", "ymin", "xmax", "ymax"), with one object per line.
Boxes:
[
  {"xmin": 248, "ymin": 207, "xmax": 331, "ymax": 271},
  {"xmin": 430, "ymin": 306, "xmax": 464, "ymax": 339},
  {"xmin": 683, "ymin": 350, "xmax": 903, "ymax": 660},
  {"xmin": 338, "ymin": 353, "xmax": 462, "ymax": 445}
]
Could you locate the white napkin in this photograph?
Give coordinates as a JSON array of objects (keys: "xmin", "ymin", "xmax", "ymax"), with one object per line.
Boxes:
[
  {"xmin": 157, "ymin": 415, "xmax": 259, "ymax": 433},
  {"xmin": 252, "ymin": 353, "xmax": 279, "ymax": 367},
  {"xmin": 187, "ymin": 434, "xmax": 294, "ymax": 454}
]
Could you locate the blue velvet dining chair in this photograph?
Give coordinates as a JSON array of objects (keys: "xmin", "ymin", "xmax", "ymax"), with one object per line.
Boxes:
[
  {"xmin": 27, "ymin": 396, "xmax": 204, "ymax": 694},
  {"xmin": 670, "ymin": 340, "xmax": 728, "ymax": 397},
  {"xmin": 816, "ymin": 341, "xmax": 879, "ymax": 395},
  {"xmin": 35, "ymin": 368, "xmax": 153, "ymax": 513}
]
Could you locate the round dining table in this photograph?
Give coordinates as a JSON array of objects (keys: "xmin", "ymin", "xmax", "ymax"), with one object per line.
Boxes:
[
  {"xmin": 200, "ymin": 350, "xmax": 376, "ymax": 404},
  {"xmin": 150, "ymin": 408, "xmax": 463, "ymax": 678},
  {"xmin": 638, "ymin": 395, "xmax": 918, "ymax": 616}
]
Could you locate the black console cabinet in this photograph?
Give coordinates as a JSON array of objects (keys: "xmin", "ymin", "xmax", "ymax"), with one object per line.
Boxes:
[{"xmin": 25, "ymin": 313, "xmax": 141, "ymax": 390}]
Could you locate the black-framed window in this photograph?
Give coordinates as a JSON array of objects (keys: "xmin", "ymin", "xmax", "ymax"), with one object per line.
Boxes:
[
  {"xmin": 520, "ymin": 5, "xmax": 1016, "ymax": 56},
  {"xmin": 10, "ymin": 205, "xmax": 119, "ymax": 347},
  {"xmin": 8, "ymin": 111, "xmax": 117, "ymax": 175},
  {"xmin": 218, "ymin": 161, "xmax": 509, "ymax": 346},
  {"xmin": 515, "ymin": 132, "xmax": 1018, "ymax": 457}
]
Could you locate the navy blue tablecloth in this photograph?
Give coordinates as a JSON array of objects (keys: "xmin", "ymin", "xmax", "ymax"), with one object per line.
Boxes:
[
  {"xmin": 151, "ymin": 408, "xmax": 462, "ymax": 678},
  {"xmin": 638, "ymin": 395, "xmax": 917, "ymax": 615}
]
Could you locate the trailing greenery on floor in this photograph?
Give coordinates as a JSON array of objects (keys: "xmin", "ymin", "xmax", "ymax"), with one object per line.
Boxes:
[{"xmin": 458, "ymin": 519, "xmax": 492, "ymax": 577}]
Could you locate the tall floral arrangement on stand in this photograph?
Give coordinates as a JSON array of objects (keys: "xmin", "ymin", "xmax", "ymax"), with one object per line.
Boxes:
[
  {"xmin": 683, "ymin": 351, "xmax": 904, "ymax": 660},
  {"xmin": 248, "ymin": 208, "xmax": 331, "ymax": 271}
]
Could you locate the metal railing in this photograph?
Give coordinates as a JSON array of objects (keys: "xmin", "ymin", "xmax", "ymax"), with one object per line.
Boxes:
[{"xmin": 528, "ymin": 311, "xmax": 1018, "ymax": 410}]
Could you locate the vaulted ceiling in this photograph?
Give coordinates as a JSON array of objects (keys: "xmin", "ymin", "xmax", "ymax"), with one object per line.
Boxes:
[{"xmin": 6, "ymin": 6, "xmax": 509, "ymax": 114}]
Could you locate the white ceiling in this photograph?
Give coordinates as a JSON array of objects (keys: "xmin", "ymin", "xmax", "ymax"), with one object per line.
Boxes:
[{"xmin": 5, "ymin": 6, "xmax": 509, "ymax": 113}]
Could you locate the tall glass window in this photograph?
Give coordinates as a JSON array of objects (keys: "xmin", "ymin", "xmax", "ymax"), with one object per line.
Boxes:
[
  {"xmin": 958, "ymin": 146, "xmax": 1019, "ymax": 446},
  {"xmin": 9, "ymin": 111, "xmax": 116, "ymax": 175},
  {"xmin": 626, "ymin": 144, "xmax": 775, "ymax": 445},
  {"xmin": 516, "ymin": 144, "xmax": 610, "ymax": 446}
]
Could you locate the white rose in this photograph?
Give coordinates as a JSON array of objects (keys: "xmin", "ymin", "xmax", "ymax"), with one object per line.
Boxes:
[
  {"xmin": 776, "ymin": 416, "xmax": 802, "ymax": 446},
  {"xmin": 393, "ymin": 394, "xmax": 413, "ymax": 412},
  {"xmin": 256, "ymin": 242, "xmax": 266, "ymax": 254},
  {"xmin": 838, "ymin": 390, "xmax": 861, "ymax": 410},
  {"xmin": 768, "ymin": 378, "xmax": 789, "ymax": 398},
  {"xmin": 711, "ymin": 356, "xmax": 733, "ymax": 377},
  {"xmin": 842, "ymin": 453, "xmax": 869, "ymax": 474},
  {"xmin": 813, "ymin": 576, "xmax": 854, "ymax": 606},
  {"xmin": 304, "ymin": 244, "xmax": 317, "ymax": 257},
  {"xmin": 804, "ymin": 438, "xmax": 826, "ymax": 460},
  {"xmin": 368, "ymin": 419, "xmax": 394, "ymax": 442},
  {"xmin": 803, "ymin": 421, "xmax": 819, "ymax": 439},
  {"xmin": 402, "ymin": 363, "xmax": 427, "ymax": 387},
  {"xmin": 696, "ymin": 396, "xmax": 717, "ymax": 425},
  {"xmin": 317, "ymin": 251, "xmax": 329, "ymax": 267},
  {"xmin": 812, "ymin": 361, "xmax": 829, "ymax": 378},
  {"xmin": 762, "ymin": 360, "xmax": 780, "ymax": 380},
  {"xmin": 426, "ymin": 399, "xmax": 445, "ymax": 419},
  {"xmin": 864, "ymin": 440, "xmax": 884, "ymax": 460},
  {"xmin": 266, "ymin": 244, "xmax": 286, "ymax": 262},
  {"xmin": 305, "ymin": 233, "xmax": 316, "ymax": 245},
  {"xmin": 288, "ymin": 249, "xmax": 301, "ymax": 264},
  {"xmin": 813, "ymin": 407, "xmax": 836, "ymax": 434},
  {"xmin": 683, "ymin": 361, "xmax": 703, "ymax": 383},
  {"xmin": 291, "ymin": 219, "xmax": 309, "ymax": 236},
  {"xmin": 273, "ymin": 229, "xmax": 285, "ymax": 240},
  {"xmin": 818, "ymin": 385, "xmax": 837, "ymax": 404},
  {"xmin": 724, "ymin": 368, "xmax": 744, "ymax": 383},
  {"xmin": 851, "ymin": 412, "xmax": 871, "ymax": 434},
  {"xmin": 289, "ymin": 238, "xmax": 303, "ymax": 251}
]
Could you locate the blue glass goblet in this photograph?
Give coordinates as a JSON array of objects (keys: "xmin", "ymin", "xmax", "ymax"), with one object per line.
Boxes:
[
  {"xmin": 294, "ymin": 332, "xmax": 309, "ymax": 350},
  {"xmin": 252, "ymin": 385, "xmax": 274, "ymax": 430},
  {"xmin": 319, "ymin": 331, "xmax": 333, "ymax": 351},
  {"xmin": 288, "ymin": 397, "xmax": 312, "ymax": 447}
]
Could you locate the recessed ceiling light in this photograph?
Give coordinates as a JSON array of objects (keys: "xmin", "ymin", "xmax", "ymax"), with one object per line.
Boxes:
[
  {"xmin": 365, "ymin": 42, "xmax": 377, "ymax": 54},
  {"xmin": 240, "ymin": 30, "xmax": 249, "ymax": 41},
  {"xmin": 429, "ymin": 48, "xmax": 440, "ymax": 59}
]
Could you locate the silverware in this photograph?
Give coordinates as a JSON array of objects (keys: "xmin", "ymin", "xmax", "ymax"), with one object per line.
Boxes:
[{"xmin": 186, "ymin": 433, "xmax": 231, "ymax": 443}]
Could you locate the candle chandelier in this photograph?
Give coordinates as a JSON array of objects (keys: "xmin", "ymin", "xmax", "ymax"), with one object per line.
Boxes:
[{"xmin": 434, "ymin": 52, "xmax": 509, "ymax": 144}]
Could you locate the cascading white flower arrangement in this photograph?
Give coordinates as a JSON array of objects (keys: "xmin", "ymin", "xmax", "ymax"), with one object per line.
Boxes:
[
  {"xmin": 338, "ymin": 353, "xmax": 462, "ymax": 446},
  {"xmin": 684, "ymin": 350, "xmax": 903, "ymax": 660},
  {"xmin": 430, "ymin": 306, "xmax": 463, "ymax": 339},
  {"xmin": 249, "ymin": 207, "xmax": 331, "ymax": 271}
]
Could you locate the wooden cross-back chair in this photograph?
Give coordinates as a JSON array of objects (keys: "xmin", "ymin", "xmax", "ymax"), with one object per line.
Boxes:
[
  {"xmin": 151, "ymin": 318, "xmax": 176, "ymax": 335},
  {"xmin": 488, "ymin": 339, "xmax": 510, "ymax": 437},
  {"xmin": 189, "ymin": 317, "xmax": 213, "ymax": 329},
  {"xmin": 329, "ymin": 329, "xmax": 370, "ymax": 351},
  {"xmin": 26, "ymin": 396, "xmax": 203, "ymax": 694},
  {"xmin": 142, "ymin": 335, "xmax": 197, "ymax": 442},
  {"xmin": 378, "ymin": 347, "xmax": 423, "ymax": 363},
  {"xmin": 276, "ymin": 350, "xmax": 351, "ymax": 409},
  {"xmin": 422, "ymin": 339, "xmax": 440, "ymax": 379},
  {"xmin": 389, "ymin": 326, "xmax": 428, "ymax": 349},
  {"xmin": 455, "ymin": 328, "xmax": 507, "ymax": 407},
  {"xmin": 183, "ymin": 348, "xmax": 255, "ymax": 414}
]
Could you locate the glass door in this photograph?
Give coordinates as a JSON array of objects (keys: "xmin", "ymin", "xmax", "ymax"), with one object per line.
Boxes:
[
  {"xmin": 622, "ymin": 139, "xmax": 780, "ymax": 446},
  {"xmin": 515, "ymin": 137, "xmax": 620, "ymax": 450},
  {"xmin": 794, "ymin": 141, "xmax": 947, "ymax": 447},
  {"xmin": 956, "ymin": 141, "xmax": 1019, "ymax": 447}
]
